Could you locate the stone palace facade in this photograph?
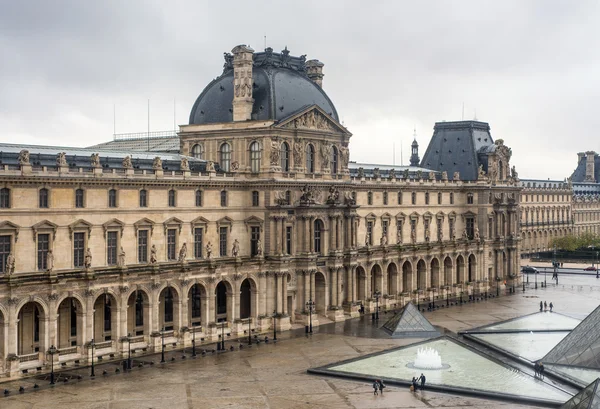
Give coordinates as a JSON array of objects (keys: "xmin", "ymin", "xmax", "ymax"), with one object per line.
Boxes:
[{"xmin": 0, "ymin": 45, "xmax": 523, "ymax": 379}]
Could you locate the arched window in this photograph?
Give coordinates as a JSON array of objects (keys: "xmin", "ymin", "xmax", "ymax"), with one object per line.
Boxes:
[
  {"xmin": 331, "ymin": 146, "xmax": 338, "ymax": 174},
  {"xmin": 220, "ymin": 143, "xmax": 231, "ymax": 172},
  {"xmin": 39, "ymin": 188, "xmax": 49, "ymax": 208},
  {"xmin": 306, "ymin": 144, "xmax": 315, "ymax": 173},
  {"xmin": 191, "ymin": 144, "xmax": 203, "ymax": 159},
  {"xmin": 281, "ymin": 142, "xmax": 290, "ymax": 172},
  {"xmin": 139, "ymin": 189, "xmax": 148, "ymax": 208},
  {"xmin": 314, "ymin": 219, "xmax": 324, "ymax": 254},
  {"xmin": 249, "ymin": 141, "xmax": 261, "ymax": 173},
  {"xmin": 75, "ymin": 188, "xmax": 85, "ymax": 208}
]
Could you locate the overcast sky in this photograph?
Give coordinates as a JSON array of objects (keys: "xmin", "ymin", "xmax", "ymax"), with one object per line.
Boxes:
[{"xmin": 2, "ymin": 0, "xmax": 599, "ymax": 179}]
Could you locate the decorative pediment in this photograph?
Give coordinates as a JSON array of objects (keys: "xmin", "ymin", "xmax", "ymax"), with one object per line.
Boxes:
[
  {"xmin": 163, "ymin": 217, "xmax": 183, "ymax": 235},
  {"xmin": 190, "ymin": 216, "xmax": 210, "ymax": 229},
  {"xmin": 381, "ymin": 212, "xmax": 392, "ymax": 221},
  {"xmin": 395, "ymin": 212, "xmax": 407, "ymax": 221},
  {"xmin": 69, "ymin": 219, "xmax": 93, "ymax": 238},
  {"xmin": 365, "ymin": 212, "xmax": 377, "ymax": 221},
  {"xmin": 448, "ymin": 211, "xmax": 457, "ymax": 219},
  {"xmin": 32, "ymin": 220, "xmax": 58, "ymax": 241},
  {"xmin": 276, "ymin": 105, "xmax": 348, "ymax": 134},
  {"xmin": 423, "ymin": 211, "xmax": 433, "ymax": 220},
  {"xmin": 216, "ymin": 216, "xmax": 234, "ymax": 232},
  {"xmin": 409, "ymin": 212, "xmax": 420, "ymax": 220},
  {"xmin": 461, "ymin": 211, "xmax": 477, "ymax": 222},
  {"xmin": 134, "ymin": 218, "xmax": 155, "ymax": 235},
  {"xmin": 436, "ymin": 211, "xmax": 445, "ymax": 220},
  {"xmin": 0, "ymin": 221, "xmax": 20, "ymax": 241},
  {"xmin": 244, "ymin": 216, "xmax": 264, "ymax": 232},
  {"xmin": 102, "ymin": 219, "xmax": 125, "ymax": 238}
]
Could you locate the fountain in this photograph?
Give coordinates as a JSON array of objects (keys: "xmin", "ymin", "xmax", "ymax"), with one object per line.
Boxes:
[{"xmin": 413, "ymin": 347, "xmax": 444, "ymax": 369}]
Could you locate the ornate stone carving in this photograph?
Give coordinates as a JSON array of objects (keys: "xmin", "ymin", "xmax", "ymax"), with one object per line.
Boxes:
[
  {"xmin": 462, "ymin": 229, "xmax": 469, "ymax": 240},
  {"xmin": 232, "ymin": 239, "xmax": 240, "ymax": 257},
  {"xmin": 231, "ymin": 161, "xmax": 239, "ymax": 171},
  {"xmin": 56, "ymin": 152, "xmax": 67, "ymax": 167},
  {"xmin": 274, "ymin": 191, "xmax": 288, "ymax": 206},
  {"xmin": 320, "ymin": 143, "xmax": 331, "ymax": 169},
  {"xmin": 46, "ymin": 250, "xmax": 54, "ymax": 272},
  {"xmin": 511, "ymin": 165, "xmax": 519, "ymax": 181},
  {"xmin": 373, "ymin": 168, "xmax": 380, "ymax": 179},
  {"xmin": 119, "ymin": 286, "xmax": 129, "ymax": 293},
  {"xmin": 7, "ymin": 297, "xmax": 19, "ymax": 305},
  {"xmin": 150, "ymin": 245, "xmax": 157, "ymax": 264},
  {"xmin": 18, "ymin": 150, "xmax": 30, "ymax": 165},
  {"xmin": 233, "ymin": 273, "xmax": 243, "ymax": 281},
  {"xmin": 223, "ymin": 52, "xmax": 233, "ymax": 70},
  {"xmin": 206, "ymin": 161, "xmax": 215, "ymax": 172},
  {"xmin": 365, "ymin": 232, "xmax": 371, "ymax": 247},
  {"xmin": 5, "ymin": 252, "xmax": 15, "ymax": 275},
  {"xmin": 47, "ymin": 293, "xmax": 59, "ymax": 301},
  {"xmin": 429, "ymin": 171, "xmax": 435, "ymax": 181},
  {"xmin": 403, "ymin": 169, "xmax": 410, "ymax": 179},
  {"xmin": 410, "ymin": 228, "xmax": 416, "ymax": 244},
  {"xmin": 270, "ymin": 140, "xmax": 280, "ymax": 166},
  {"xmin": 286, "ymin": 109, "xmax": 333, "ymax": 130},
  {"xmin": 326, "ymin": 186, "xmax": 340, "ymax": 204},
  {"xmin": 178, "ymin": 243, "xmax": 187, "ymax": 262},
  {"xmin": 293, "ymin": 142, "xmax": 303, "ymax": 167},
  {"xmin": 397, "ymin": 222, "xmax": 403, "ymax": 244},
  {"xmin": 453, "ymin": 171, "xmax": 460, "ymax": 181},
  {"xmin": 339, "ymin": 146, "xmax": 349, "ymax": 169},
  {"xmin": 122, "ymin": 156, "xmax": 133, "ymax": 169},
  {"xmin": 151, "ymin": 282, "xmax": 161, "ymax": 290},
  {"xmin": 180, "ymin": 157, "xmax": 189, "ymax": 171},
  {"xmin": 117, "ymin": 247, "xmax": 126, "ymax": 267},
  {"xmin": 357, "ymin": 167, "xmax": 365, "ymax": 178},
  {"xmin": 380, "ymin": 233, "xmax": 387, "ymax": 246},
  {"xmin": 152, "ymin": 157, "xmax": 163, "ymax": 170},
  {"xmin": 441, "ymin": 171, "xmax": 448, "ymax": 181},
  {"xmin": 256, "ymin": 239, "xmax": 263, "ymax": 257},
  {"xmin": 205, "ymin": 242, "xmax": 213, "ymax": 259},
  {"xmin": 478, "ymin": 164, "xmax": 487, "ymax": 180},
  {"xmin": 416, "ymin": 170, "xmax": 423, "ymax": 180},
  {"xmin": 474, "ymin": 227, "xmax": 481, "ymax": 241},
  {"xmin": 437, "ymin": 224, "xmax": 443, "ymax": 242},
  {"xmin": 84, "ymin": 289, "xmax": 95, "ymax": 297},
  {"xmin": 300, "ymin": 185, "xmax": 316, "ymax": 204},
  {"xmin": 389, "ymin": 168, "xmax": 396, "ymax": 179},
  {"xmin": 344, "ymin": 191, "xmax": 356, "ymax": 206},
  {"xmin": 90, "ymin": 153, "xmax": 100, "ymax": 168},
  {"xmin": 425, "ymin": 226, "xmax": 431, "ymax": 242},
  {"xmin": 180, "ymin": 279, "xmax": 190, "ymax": 287},
  {"xmin": 84, "ymin": 248, "xmax": 92, "ymax": 269}
]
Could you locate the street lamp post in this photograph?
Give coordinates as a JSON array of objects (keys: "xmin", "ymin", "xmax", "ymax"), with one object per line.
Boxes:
[
  {"xmin": 220, "ymin": 322, "xmax": 225, "ymax": 351},
  {"xmin": 90, "ymin": 338, "xmax": 95, "ymax": 377},
  {"xmin": 373, "ymin": 290, "xmax": 381, "ymax": 321},
  {"xmin": 272, "ymin": 310, "xmax": 277, "ymax": 341},
  {"xmin": 127, "ymin": 333, "xmax": 132, "ymax": 370},
  {"xmin": 596, "ymin": 252, "xmax": 599, "ymax": 279},
  {"xmin": 192, "ymin": 325, "xmax": 197, "ymax": 357},
  {"xmin": 306, "ymin": 300, "xmax": 315, "ymax": 333},
  {"xmin": 48, "ymin": 345, "xmax": 57, "ymax": 385},
  {"xmin": 160, "ymin": 327, "xmax": 166, "ymax": 363},
  {"xmin": 247, "ymin": 318, "xmax": 252, "ymax": 346}
]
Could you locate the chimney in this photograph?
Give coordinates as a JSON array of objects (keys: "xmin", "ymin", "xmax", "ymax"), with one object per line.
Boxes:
[
  {"xmin": 306, "ymin": 59, "xmax": 324, "ymax": 87},
  {"xmin": 585, "ymin": 151, "xmax": 596, "ymax": 182},
  {"xmin": 231, "ymin": 45, "xmax": 254, "ymax": 121},
  {"xmin": 578, "ymin": 152, "xmax": 585, "ymax": 163}
]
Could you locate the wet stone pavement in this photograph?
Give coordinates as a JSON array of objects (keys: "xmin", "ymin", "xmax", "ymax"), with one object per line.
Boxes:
[{"xmin": 3, "ymin": 273, "xmax": 600, "ymax": 409}]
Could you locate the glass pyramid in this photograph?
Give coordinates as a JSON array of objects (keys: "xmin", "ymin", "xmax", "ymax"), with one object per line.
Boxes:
[
  {"xmin": 382, "ymin": 302, "xmax": 439, "ymax": 338},
  {"xmin": 560, "ymin": 378, "xmax": 600, "ymax": 409},
  {"xmin": 544, "ymin": 305, "xmax": 600, "ymax": 368}
]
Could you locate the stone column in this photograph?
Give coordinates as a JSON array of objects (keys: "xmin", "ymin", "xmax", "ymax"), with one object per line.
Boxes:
[
  {"xmin": 282, "ymin": 274, "xmax": 288, "ymax": 315},
  {"xmin": 310, "ymin": 272, "xmax": 316, "ymax": 302},
  {"xmin": 231, "ymin": 287, "xmax": 239, "ymax": 323},
  {"xmin": 330, "ymin": 268, "xmax": 337, "ymax": 307},
  {"xmin": 7, "ymin": 304, "xmax": 18, "ymax": 356},
  {"xmin": 336, "ymin": 268, "xmax": 344, "ymax": 307},
  {"xmin": 201, "ymin": 295, "xmax": 210, "ymax": 327},
  {"xmin": 352, "ymin": 266, "xmax": 357, "ymax": 302},
  {"xmin": 309, "ymin": 217, "xmax": 315, "ymax": 253},
  {"xmin": 304, "ymin": 217, "xmax": 310, "ymax": 253},
  {"xmin": 208, "ymin": 284, "xmax": 216, "ymax": 324},
  {"xmin": 180, "ymin": 294, "xmax": 188, "ymax": 330},
  {"xmin": 266, "ymin": 273, "xmax": 274, "ymax": 315},
  {"xmin": 304, "ymin": 271, "xmax": 310, "ymax": 311},
  {"xmin": 273, "ymin": 218, "xmax": 279, "ymax": 256},
  {"xmin": 259, "ymin": 273, "xmax": 267, "ymax": 316},
  {"xmin": 274, "ymin": 273, "xmax": 280, "ymax": 314}
]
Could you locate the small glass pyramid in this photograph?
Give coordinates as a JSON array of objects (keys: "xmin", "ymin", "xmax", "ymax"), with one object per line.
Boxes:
[
  {"xmin": 382, "ymin": 302, "xmax": 439, "ymax": 338},
  {"xmin": 560, "ymin": 378, "xmax": 600, "ymax": 409}
]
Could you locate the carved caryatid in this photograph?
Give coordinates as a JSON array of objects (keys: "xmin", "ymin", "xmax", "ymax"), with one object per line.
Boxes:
[
  {"xmin": 84, "ymin": 248, "xmax": 92, "ymax": 268},
  {"xmin": 205, "ymin": 241, "xmax": 213, "ymax": 259},
  {"xmin": 5, "ymin": 252, "xmax": 15, "ymax": 275},
  {"xmin": 206, "ymin": 161, "xmax": 215, "ymax": 172},
  {"xmin": 397, "ymin": 221, "xmax": 403, "ymax": 244},
  {"xmin": 232, "ymin": 239, "xmax": 240, "ymax": 257},
  {"xmin": 117, "ymin": 247, "xmax": 126, "ymax": 267},
  {"xmin": 150, "ymin": 245, "xmax": 157, "ymax": 264},
  {"xmin": 453, "ymin": 171, "xmax": 460, "ymax": 181},
  {"xmin": 56, "ymin": 152, "xmax": 67, "ymax": 167},
  {"xmin": 90, "ymin": 153, "xmax": 100, "ymax": 168},
  {"xmin": 180, "ymin": 157, "xmax": 189, "ymax": 171},
  {"xmin": 462, "ymin": 229, "xmax": 469, "ymax": 240},
  {"xmin": 46, "ymin": 250, "xmax": 54, "ymax": 272},
  {"xmin": 122, "ymin": 156, "xmax": 133, "ymax": 169},
  {"xmin": 474, "ymin": 227, "xmax": 481, "ymax": 241},
  {"xmin": 152, "ymin": 157, "xmax": 163, "ymax": 170},
  {"xmin": 410, "ymin": 228, "xmax": 416, "ymax": 244},
  {"xmin": 380, "ymin": 233, "xmax": 388, "ymax": 246},
  {"xmin": 270, "ymin": 141, "xmax": 280, "ymax": 166},
  {"xmin": 178, "ymin": 243, "xmax": 187, "ymax": 262},
  {"xmin": 365, "ymin": 232, "xmax": 371, "ymax": 247},
  {"xmin": 321, "ymin": 143, "xmax": 331, "ymax": 168},
  {"xmin": 255, "ymin": 239, "xmax": 263, "ymax": 257},
  {"xmin": 340, "ymin": 146, "xmax": 349, "ymax": 168},
  {"xmin": 425, "ymin": 226, "xmax": 431, "ymax": 242},
  {"xmin": 437, "ymin": 225, "xmax": 443, "ymax": 242},
  {"xmin": 18, "ymin": 150, "xmax": 30, "ymax": 165},
  {"xmin": 293, "ymin": 142, "xmax": 303, "ymax": 167}
]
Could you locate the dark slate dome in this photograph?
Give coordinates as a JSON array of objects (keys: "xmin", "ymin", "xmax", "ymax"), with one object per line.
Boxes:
[{"xmin": 189, "ymin": 48, "xmax": 339, "ymax": 125}]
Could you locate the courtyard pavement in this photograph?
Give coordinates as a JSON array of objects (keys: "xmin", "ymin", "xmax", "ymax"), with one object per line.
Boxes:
[{"xmin": 3, "ymin": 274, "xmax": 600, "ymax": 409}]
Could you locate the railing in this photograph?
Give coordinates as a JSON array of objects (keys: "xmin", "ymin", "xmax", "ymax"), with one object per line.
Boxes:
[
  {"xmin": 95, "ymin": 341, "xmax": 113, "ymax": 350},
  {"xmin": 19, "ymin": 353, "xmax": 39, "ymax": 363},
  {"xmin": 59, "ymin": 346, "xmax": 78, "ymax": 355},
  {"xmin": 129, "ymin": 335, "xmax": 144, "ymax": 343},
  {"xmin": 113, "ymin": 130, "xmax": 177, "ymax": 141}
]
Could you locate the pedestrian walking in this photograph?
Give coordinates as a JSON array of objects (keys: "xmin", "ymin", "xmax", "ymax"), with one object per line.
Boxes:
[
  {"xmin": 539, "ymin": 301, "xmax": 543, "ymax": 312},
  {"xmin": 411, "ymin": 377, "xmax": 418, "ymax": 392},
  {"xmin": 544, "ymin": 301, "xmax": 547, "ymax": 311},
  {"xmin": 372, "ymin": 380, "xmax": 379, "ymax": 395},
  {"xmin": 378, "ymin": 380, "xmax": 385, "ymax": 394},
  {"xmin": 539, "ymin": 363, "xmax": 545, "ymax": 379},
  {"xmin": 534, "ymin": 361, "xmax": 539, "ymax": 377},
  {"xmin": 419, "ymin": 373, "xmax": 426, "ymax": 390},
  {"xmin": 549, "ymin": 302, "xmax": 553, "ymax": 312}
]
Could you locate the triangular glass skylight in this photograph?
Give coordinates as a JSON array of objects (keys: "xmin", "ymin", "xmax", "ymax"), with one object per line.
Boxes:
[
  {"xmin": 382, "ymin": 302, "xmax": 439, "ymax": 338},
  {"xmin": 560, "ymin": 378, "xmax": 600, "ymax": 409}
]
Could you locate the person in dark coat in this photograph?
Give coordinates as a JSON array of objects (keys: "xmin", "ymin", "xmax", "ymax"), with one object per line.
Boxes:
[
  {"xmin": 411, "ymin": 377, "xmax": 418, "ymax": 392},
  {"xmin": 539, "ymin": 362, "xmax": 545, "ymax": 379},
  {"xmin": 378, "ymin": 380, "xmax": 385, "ymax": 394},
  {"xmin": 544, "ymin": 301, "xmax": 548, "ymax": 311},
  {"xmin": 534, "ymin": 361, "xmax": 539, "ymax": 377},
  {"xmin": 372, "ymin": 380, "xmax": 379, "ymax": 395},
  {"xmin": 419, "ymin": 373, "xmax": 426, "ymax": 389},
  {"xmin": 549, "ymin": 302, "xmax": 553, "ymax": 312},
  {"xmin": 540, "ymin": 301, "xmax": 543, "ymax": 312}
]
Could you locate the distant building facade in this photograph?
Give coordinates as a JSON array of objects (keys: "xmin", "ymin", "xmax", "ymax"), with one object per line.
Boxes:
[{"xmin": 0, "ymin": 45, "xmax": 521, "ymax": 379}]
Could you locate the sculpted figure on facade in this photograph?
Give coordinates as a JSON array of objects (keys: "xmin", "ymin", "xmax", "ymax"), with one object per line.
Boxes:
[
  {"xmin": 462, "ymin": 228, "xmax": 469, "ymax": 240},
  {"xmin": 178, "ymin": 243, "xmax": 187, "ymax": 262},
  {"xmin": 46, "ymin": 250, "xmax": 54, "ymax": 272},
  {"xmin": 478, "ymin": 164, "xmax": 487, "ymax": 180},
  {"xmin": 18, "ymin": 150, "xmax": 30, "ymax": 165},
  {"xmin": 206, "ymin": 161, "xmax": 215, "ymax": 172},
  {"xmin": 205, "ymin": 242, "xmax": 213, "ymax": 259},
  {"xmin": 122, "ymin": 156, "xmax": 133, "ymax": 169},
  {"xmin": 380, "ymin": 233, "xmax": 388, "ymax": 246},
  {"xmin": 117, "ymin": 247, "xmax": 126, "ymax": 267},
  {"xmin": 270, "ymin": 141, "xmax": 280, "ymax": 166},
  {"xmin": 84, "ymin": 248, "xmax": 92, "ymax": 268},
  {"xmin": 437, "ymin": 224, "xmax": 443, "ymax": 242},
  {"xmin": 5, "ymin": 252, "xmax": 15, "ymax": 275},
  {"xmin": 255, "ymin": 239, "xmax": 263, "ymax": 257},
  {"xmin": 326, "ymin": 185, "xmax": 339, "ymax": 204},
  {"xmin": 357, "ymin": 167, "xmax": 365, "ymax": 178},
  {"xmin": 410, "ymin": 228, "xmax": 416, "ymax": 244},
  {"xmin": 150, "ymin": 245, "xmax": 157, "ymax": 264},
  {"xmin": 511, "ymin": 165, "xmax": 519, "ymax": 181},
  {"xmin": 293, "ymin": 142, "xmax": 303, "ymax": 167},
  {"xmin": 152, "ymin": 157, "xmax": 162, "ymax": 170},
  {"xmin": 180, "ymin": 157, "xmax": 189, "ymax": 171},
  {"xmin": 300, "ymin": 184, "xmax": 315, "ymax": 203},
  {"xmin": 56, "ymin": 152, "xmax": 67, "ymax": 167},
  {"xmin": 339, "ymin": 146, "xmax": 349, "ymax": 168},
  {"xmin": 365, "ymin": 232, "xmax": 371, "ymax": 247},
  {"xmin": 429, "ymin": 171, "xmax": 435, "ymax": 181},
  {"xmin": 343, "ymin": 191, "xmax": 356, "ymax": 206},
  {"xmin": 232, "ymin": 239, "xmax": 240, "ymax": 257},
  {"xmin": 441, "ymin": 170, "xmax": 448, "ymax": 181},
  {"xmin": 403, "ymin": 169, "xmax": 410, "ymax": 180},
  {"xmin": 274, "ymin": 190, "xmax": 288, "ymax": 205},
  {"xmin": 425, "ymin": 226, "xmax": 430, "ymax": 242},
  {"xmin": 373, "ymin": 168, "xmax": 380, "ymax": 179},
  {"xmin": 397, "ymin": 221, "xmax": 403, "ymax": 244},
  {"xmin": 453, "ymin": 171, "xmax": 460, "ymax": 181},
  {"xmin": 474, "ymin": 227, "xmax": 481, "ymax": 241},
  {"xmin": 416, "ymin": 169, "xmax": 423, "ymax": 180},
  {"xmin": 321, "ymin": 143, "xmax": 331, "ymax": 168},
  {"xmin": 90, "ymin": 153, "xmax": 100, "ymax": 168},
  {"xmin": 389, "ymin": 168, "xmax": 396, "ymax": 179}
]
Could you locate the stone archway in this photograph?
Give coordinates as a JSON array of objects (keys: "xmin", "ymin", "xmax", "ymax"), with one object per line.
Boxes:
[
  {"xmin": 57, "ymin": 297, "xmax": 84, "ymax": 349},
  {"xmin": 444, "ymin": 257, "xmax": 453, "ymax": 286},
  {"xmin": 387, "ymin": 263, "xmax": 398, "ymax": 295},
  {"xmin": 370, "ymin": 264, "xmax": 383, "ymax": 295},
  {"xmin": 402, "ymin": 261, "xmax": 412, "ymax": 292},
  {"xmin": 159, "ymin": 286, "xmax": 180, "ymax": 331},
  {"xmin": 215, "ymin": 281, "xmax": 231, "ymax": 323},
  {"xmin": 0, "ymin": 308, "xmax": 4, "ymax": 359},
  {"xmin": 93, "ymin": 293, "xmax": 118, "ymax": 342},
  {"xmin": 188, "ymin": 283, "xmax": 207, "ymax": 328},
  {"xmin": 240, "ymin": 279, "xmax": 253, "ymax": 319},
  {"xmin": 468, "ymin": 254, "xmax": 477, "ymax": 282},
  {"xmin": 17, "ymin": 302, "xmax": 47, "ymax": 355},
  {"xmin": 127, "ymin": 290, "xmax": 150, "ymax": 336},
  {"xmin": 357, "ymin": 266, "xmax": 367, "ymax": 301},
  {"xmin": 456, "ymin": 255, "xmax": 465, "ymax": 283},
  {"xmin": 314, "ymin": 271, "xmax": 327, "ymax": 315},
  {"xmin": 431, "ymin": 258, "xmax": 440, "ymax": 287},
  {"xmin": 416, "ymin": 259, "xmax": 426, "ymax": 290}
]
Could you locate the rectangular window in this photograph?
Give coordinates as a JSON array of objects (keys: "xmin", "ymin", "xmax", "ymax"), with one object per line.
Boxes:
[
  {"xmin": 425, "ymin": 192, "xmax": 429, "ymax": 205},
  {"xmin": 75, "ymin": 189, "xmax": 84, "ymax": 208},
  {"xmin": 286, "ymin": 226, "xmax": 292, "ymax": 255},
  {"xmin": 383, "ymin": 192, "xmax": 388, "ymax": 205},
  {"xmin": 39, "ymin": 189, "xmax": 49, "ymax": 208},
  {"xmin": 37, "ymin": 233, "xmax": 50, "ymax": 270},
  {"xmin": 367, "ymin": 192, "xmax": 373, "ymax": 205},
  {"xmin": 466, "ymin": 217, "xmax": 475, "ymax": 239},
  {"xmin": 397, "ymin": 191, "xmax": 402, "ymax": 205},
  {"xmin": 73, "ymin": 232, "xmax": 85, "ymax": 268},
  {"xmin": 220, "ymin": 191, "xmax": 227, "ymax": 207},
  {"xmin": 250, "ymin": 226, "xmax": 260, "ymax": 256},
  {"xmin": 139, "ymin": 190, "xmax": 147, "ymax": 208},
  {"xmin": 219, "ymin": 227, "xmax": 228, "ymax": 257},
  {"xmin": 195, "ymin": 190, "xmax": 203, "ymax": 207},
  {"xmin": 107, "ymin": 231, "xmax": 118, "ymax": 265},
  {"xmin": 382, "ymin": 220, "xmax": 389, "ymax": 238},
  {"xmin": 0, "ymin": 235, "xmax": 11, "ymax": 274},
  {"xmin": 138, "ymin": 230, "xmax": 148, "ymax": 263},
  {"xmin": 0, "ymin": 188, "xmax": 10, "ymax": 208},
  {"xmin": 467, "ymin": 193, "xmax": 474, "ymax": 204},
  {"xmin": 108, "ymin": 190, "xmax": 117, "ymax": 208},
  {"xmin": 167, "ymin": 229, "xmax": 177, "ymax": 260},
  {"xmin": 438, "ymin": 192, "xmax": 442, "ymax": 205},
  {"xmin": 450, "ymin": 193, "xmax": 454, "ymax": 204},
  {"xmin": 367, "ymin": 221, "xmax": 373, "ymax": 245},
  {"xmin": 194, "ymin": 228, "xmax": 203, "ymax": 259},
  {"xmin": 168, "ymin": 190, "xmax": 176, "ymax": 207},
  {"xmin": 252, "ymin": 191, "xmax": 259, "ymax": 207}
]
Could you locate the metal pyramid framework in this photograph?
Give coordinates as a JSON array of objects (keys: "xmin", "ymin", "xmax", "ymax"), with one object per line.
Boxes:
[
  {"xmin": 543, "ymin": 305, "xmax": 600, "ymax": 368},
  {"xmin": 560, "ymin": 378, "xmax": 600, "ymax": 409},
  {"xmin": 381, "ymin": 302, "xmax": 440, "ymax": 338}
]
